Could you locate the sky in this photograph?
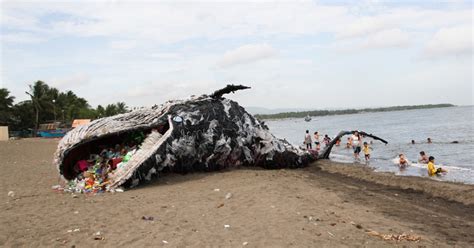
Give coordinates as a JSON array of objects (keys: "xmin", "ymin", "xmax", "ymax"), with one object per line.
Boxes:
[{"xmin": 1, "ymin": 0, "xmax": 473, "ymax": 110}]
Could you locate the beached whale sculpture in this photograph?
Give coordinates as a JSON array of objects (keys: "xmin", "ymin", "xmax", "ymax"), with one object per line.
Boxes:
[{"xmin": 53, "ymin": 85, "xmax": 387, "ymax": 190}]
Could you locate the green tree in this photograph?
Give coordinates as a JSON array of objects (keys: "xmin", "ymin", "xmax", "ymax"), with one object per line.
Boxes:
[
  {"xmin": 115, "ymin": 102, "xmax": 128, "ymax": 114},
  {"xmin": 10, "ymin": 101, "xmax": 34, "ymax": 132},
  {"xmin": 0, "ymin": 88, "xmax": 15, "ymax": 125},
  {"xmin": 96, "ymin": 105, "xmax": 105, "ymax": 118},
  {"xmin": 25, "ymin": 81, "xmax": 53, "ymax": 135},
  {"xmin": 104, "ymin": 104, "xmax": 118, "ymax": 117}
]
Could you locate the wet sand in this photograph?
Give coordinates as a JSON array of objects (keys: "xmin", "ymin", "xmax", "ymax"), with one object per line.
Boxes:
[{"xmin": 1, "ymin": 138, "xmax": 473, "ymax": 247}]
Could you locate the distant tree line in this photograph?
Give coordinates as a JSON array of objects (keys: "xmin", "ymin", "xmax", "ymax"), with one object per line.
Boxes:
[
  {"xmin": 254, "ymin": 104, "xmax": 455, "ymax": 120},
  {"xmin": 0, "ymin": 81, "xmax": 130, "ymax": 134}
]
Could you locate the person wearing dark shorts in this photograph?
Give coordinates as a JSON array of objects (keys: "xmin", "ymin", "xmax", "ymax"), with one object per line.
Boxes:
[
  {"xmin": 353, "ymin": 146, "xmax": 361, "ymax": 154},
  {"xmin": 351, "ymin": 131, "xmax": 362, "ymax": 159},
  {"xmin": 304, "ymin": 130, "xmax": 312, "ymax": 150}
]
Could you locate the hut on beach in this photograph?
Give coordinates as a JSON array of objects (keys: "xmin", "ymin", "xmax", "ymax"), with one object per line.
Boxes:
[
  {"xmin": 72, "ymin": 119, "xmax": 91, "ymax": 128},
  {"xmin": 0, "ymin": 126, "xmax": 9, "ymax": 141}
]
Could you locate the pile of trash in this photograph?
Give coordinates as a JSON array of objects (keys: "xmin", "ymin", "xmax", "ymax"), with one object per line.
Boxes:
[
  {"xmin": 366, "ymin": 230, "xmax": 422, "ymax": 242},
  {"xmin": 53, "ymin": 131, "xmax": 146, "ymax": 194}
]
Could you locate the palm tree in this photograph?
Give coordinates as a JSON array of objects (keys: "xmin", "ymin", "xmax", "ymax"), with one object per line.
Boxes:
[
  {"xmin": 115, "ymin": 102, "xmax": 128, "ymax": 114},
  {"xmin": 0, "ymin": 88, "xmax": 15, "ymax": 125},
  {"xmin": 25, "ymin": 81, "xmax": 50, "ymax": 136}
]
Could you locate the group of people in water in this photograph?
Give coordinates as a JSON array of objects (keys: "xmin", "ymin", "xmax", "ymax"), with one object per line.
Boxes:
[
  {"xmin": 304, "ymin": 130, "xmax": 373, "ymax": 162},
  {"xmin": 398, "ymin": 151, "xmax": 446, "ymax": 176},
  {"xmin": 304, "ymin": 131, "xmax": 447, "ymax": 177},
  {"xmin": 304, "ymin": 130, "xmax": 334, "ymax": 151}
]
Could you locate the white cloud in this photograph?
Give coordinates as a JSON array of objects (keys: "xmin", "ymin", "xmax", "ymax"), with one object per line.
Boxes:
[
  {"xmin": 336, "ymin": 16, "xmax": 386, "ymax": 39},
  {"xmin": 332, "ymin": 29, "xmax": 411, "ymax": 52},
  {"xmin": 423, "ymin": 26, "xmax": 473, "ymax": 59},
  {"xmin": 361, "ymin": 29, "xmax": 411, "ymax": 49},
  {"xmin": 148, "ymin": 53, "xmax": 182, "ymax": 60},
  {"xmin": 217, "ymin": 44, "xmax": 277, "ymax": 68},
  {"xmin": 109, "ymin": 40, "xmax": 137, "ymax": 50},
  {"xmin": 1, "ymin": 1, "xmax": 473, "ymax": 108},
  {"xmin": 48, "ymin": 73, "xmax": 90, "ymax": 88},
  {"xmin": 0, "ymin": 32, "xmax": 45, "ymax": 43}
]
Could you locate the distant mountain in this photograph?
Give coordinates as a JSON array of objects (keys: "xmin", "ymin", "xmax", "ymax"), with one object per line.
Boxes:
[{"xmin": 244, "ymin": 106, "xmax": 313, "ymax": 115}]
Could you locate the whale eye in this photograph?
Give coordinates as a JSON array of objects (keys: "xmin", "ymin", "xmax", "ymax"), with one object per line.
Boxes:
[{"xmin": 173, "ymin": 116, "xmax": 183, "ymax": 123}]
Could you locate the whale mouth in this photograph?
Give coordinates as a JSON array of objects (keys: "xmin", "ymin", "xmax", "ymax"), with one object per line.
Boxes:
[{"xmin": 60, "ymin": 117, "xmax": 172, "ymax": 186}]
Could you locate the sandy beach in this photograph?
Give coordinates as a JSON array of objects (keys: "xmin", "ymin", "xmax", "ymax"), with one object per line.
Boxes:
[{"xmin": 1, "ymin": 138, "xmax": 473, "ymax": 247}]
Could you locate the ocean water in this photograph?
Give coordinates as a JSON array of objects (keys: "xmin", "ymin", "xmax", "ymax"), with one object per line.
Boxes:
[{"xmin": 264, "ymin": 106, "xmax": 474, "ymax": 184}]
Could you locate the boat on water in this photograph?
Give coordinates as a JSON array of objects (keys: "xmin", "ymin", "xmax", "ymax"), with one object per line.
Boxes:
[{"xmin": 304, "ymin": 115, "xmax": 312, "ymax": 122}]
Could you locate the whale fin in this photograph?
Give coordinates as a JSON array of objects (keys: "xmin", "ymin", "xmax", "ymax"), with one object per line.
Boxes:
[{"xmin": 210, "ymin": 84, "xmax": 251, "ymax": 99}]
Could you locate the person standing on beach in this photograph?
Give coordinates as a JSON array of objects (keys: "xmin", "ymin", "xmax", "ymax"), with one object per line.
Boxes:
[
  {"xmin": 304, "ymin": 130, "xmax": 312, "ymax": 150},
  {"xmin": 351, "ymin": 131, "xmax": 362, "ymax": 159}
]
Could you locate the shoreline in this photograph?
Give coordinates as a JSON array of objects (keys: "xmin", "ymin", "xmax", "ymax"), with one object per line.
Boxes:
[
  {"xmin": 1, "ymin": 139, "xmax": 473, "ymax": 246},
  {"xmin": 315, "ymin": 160, "xmax": 474, "ymax": 205}
]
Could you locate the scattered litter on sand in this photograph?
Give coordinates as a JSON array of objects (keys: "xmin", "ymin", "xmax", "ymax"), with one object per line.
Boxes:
[
  {"xmin": 93, "ymin": 231, "xmax": 105, "ymax": 240},
  {"xmin": 366, "ymin": 230, "xmax": 421, "ymax": 242},
  {"xmin": 224, "ymin": 224, "xmax": 230, "ymax": 229},
  {"xmin": 162, "ymin": 240, "xmax": 169, "ymax": 244},
  {"xmin": 51, "ymin": 185, "xmax": 62, "ymax": 190},
  {"xmin": 242, "ymin": 241, "xmax": 249, "ymax": 246},
  {"xmin": 225, "ymin": 192, "xmax": 233, "ymax": 199},
  {"xmin": 7, "ymin": 191, "xmax": 15, "ymax": 198},
  {"xmin": 214, "ymin": 188, "xmax": 220, "ymax": 192},
  {"xmin": 142, "ymin": 216, "xmax": 154, "ymax": 221}
]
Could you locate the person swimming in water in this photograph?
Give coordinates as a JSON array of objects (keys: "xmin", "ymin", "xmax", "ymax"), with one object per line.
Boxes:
[
  {"xmin": 427, "ymin": 138, "xmax": 432, "ymax": 143},
  {"xmin": 427, "ymin": 156, "xmax": 447, "ymax": 176},
  {"xmin": 418, "ymin": 151, "xmax": 429, "ymax": 164},
  {"xmin": 398, "ymin": 154, "xmax": 409, "ymax": 168},
  {"xmin": 346, "ymin": 137, "xmax": 352, "ymax": 149},
  {"xmin": 411, "ymin": 140, "xmax": 415, "ymax": 144}
]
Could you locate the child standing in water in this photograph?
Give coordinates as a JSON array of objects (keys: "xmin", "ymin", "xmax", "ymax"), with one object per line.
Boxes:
[
  {"xmin": 427, "ymin": 156, "xmax": 447, "ymax": 176},
  {"xmin": 362, "ymin": 142, "xmax": 372, "ymax": 162}
]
